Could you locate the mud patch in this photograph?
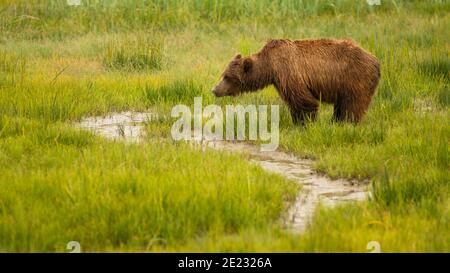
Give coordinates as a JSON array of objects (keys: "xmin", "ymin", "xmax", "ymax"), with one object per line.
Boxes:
[
  {"xmin": 78, "ymin": 112, "xmax": 154, "ymax": 143},
  {"xmin": 77, "ymin": 111, "xmax": 369, "ymax": 233},
  {"xmin": 202, "ymin": 141, "xmax": 368, "ymax": 232}
]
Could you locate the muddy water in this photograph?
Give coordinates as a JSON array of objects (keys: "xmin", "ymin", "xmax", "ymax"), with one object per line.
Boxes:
[
  {"xmin": 78, "ymin": 112, "xmax": 153, "ymax": 143},
  {"xmin": 77, "ymin": 112, "xmax": 369, "ymax": 233}
]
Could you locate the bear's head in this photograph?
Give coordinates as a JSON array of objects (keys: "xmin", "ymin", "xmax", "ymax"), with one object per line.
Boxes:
[{"xmin": 211, "ymin": 54, "xmax": 253, "ymax": 97}]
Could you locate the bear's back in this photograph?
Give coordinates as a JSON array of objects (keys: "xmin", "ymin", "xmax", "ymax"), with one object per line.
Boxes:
[
  {"xmin": 261, "ymin": 38, "xmax": 361, "ymax": 58},
  {"xmin": 259, "ymin": 38, "xmax": 380, "ymax": 103}
]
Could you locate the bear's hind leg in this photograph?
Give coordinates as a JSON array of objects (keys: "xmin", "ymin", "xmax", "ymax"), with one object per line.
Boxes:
[{"xmin": 339, "ymin": 96, "xmax": 371, "ymax": 123}]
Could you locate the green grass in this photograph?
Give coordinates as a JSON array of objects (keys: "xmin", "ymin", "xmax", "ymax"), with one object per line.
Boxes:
[
  {"xmin": 102, "ymin": 32, "xmax": 164, "ymax": 71},
  {"xmin": 0, "ymin": 0, "xmax": 449, "ymax": 252},
  {"xmin": 0, "ymin": 116, "xmax": 297, "ymax": 252}
]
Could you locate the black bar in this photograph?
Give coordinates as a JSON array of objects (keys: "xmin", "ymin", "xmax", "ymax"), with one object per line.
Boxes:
[{"xmin": 0, "ymin": 253, "xmax": 447, "ymax": 272}]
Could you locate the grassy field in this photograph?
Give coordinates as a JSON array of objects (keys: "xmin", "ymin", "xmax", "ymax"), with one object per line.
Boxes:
[{"xmin": 0, "ymin": 0, "xmax": 449, "ymax": 252}]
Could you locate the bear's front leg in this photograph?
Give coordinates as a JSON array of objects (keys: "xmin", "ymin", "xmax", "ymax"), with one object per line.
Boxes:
[{"xmin": 290, "ymin": 105, "xmax": 318, "ymax": 125}]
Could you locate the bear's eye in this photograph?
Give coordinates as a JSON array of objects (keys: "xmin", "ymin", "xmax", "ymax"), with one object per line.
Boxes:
[{"xmin": 223, "ymin": 75, "xmax": 240, "ymax": 85}]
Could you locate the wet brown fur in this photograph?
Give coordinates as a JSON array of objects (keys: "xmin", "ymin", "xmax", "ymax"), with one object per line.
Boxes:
[{"xmin": 217, "ymin": 38, "xmax": 381, "ymax": 124}]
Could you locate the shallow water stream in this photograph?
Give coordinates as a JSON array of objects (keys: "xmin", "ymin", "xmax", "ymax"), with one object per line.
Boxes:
[{"xmin": 78, "ymin": 111, "xmax": 369, "ymax": 233}]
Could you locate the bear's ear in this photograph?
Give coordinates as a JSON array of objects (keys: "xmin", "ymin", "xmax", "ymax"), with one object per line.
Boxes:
[
  {"xmin": 243, "ymin": 58, "xmax": 253, "ymax": 73},
  {"xmin": 234, "ymin": 54, "xmax": 242, "ymax": 60}
]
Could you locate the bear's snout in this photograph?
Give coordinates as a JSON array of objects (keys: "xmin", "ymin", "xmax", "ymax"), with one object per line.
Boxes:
[
  {"xmin": 211, "ymin": 83, "xmax": 225, "ymax": 97},
  {"xmin": 211, "ymin": 86, "xmax": 220, "ymax": 97},
  {"xmin": 211, "ymin": 79, "xmax": 237, "ymax": 97}
]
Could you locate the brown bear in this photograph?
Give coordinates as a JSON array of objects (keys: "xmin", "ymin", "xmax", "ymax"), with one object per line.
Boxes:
[{"xmin": 211, "ymin": 39, "xmax": 381, "ymax": 124}]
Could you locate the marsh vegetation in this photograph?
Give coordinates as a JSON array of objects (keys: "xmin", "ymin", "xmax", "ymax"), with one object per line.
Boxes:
[{"xmin": 0, "ymin": 0, "xmax": 448, "ymax": 252}]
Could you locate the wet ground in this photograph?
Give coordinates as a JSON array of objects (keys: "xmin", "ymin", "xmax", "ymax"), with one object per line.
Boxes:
[
  {"xmin": 78, "ymin": 112, "xmax": 152, "ymax": 143},
  {"xmin": 77, "ymin": 111, "xmax": 369, "ymax": 233}
]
